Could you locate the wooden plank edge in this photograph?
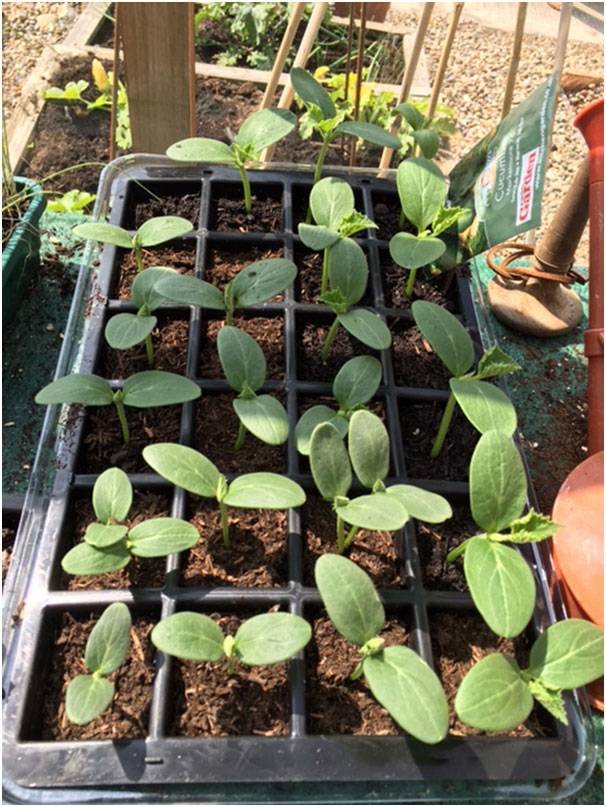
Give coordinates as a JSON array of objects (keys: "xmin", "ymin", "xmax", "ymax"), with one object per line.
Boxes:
[{"xmin": 62, "ymin": 1, "xmax": 112, "ymax": 48}]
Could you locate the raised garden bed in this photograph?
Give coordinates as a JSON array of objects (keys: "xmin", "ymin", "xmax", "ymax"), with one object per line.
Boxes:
[{"xmin": 2, "ymin": 162, "xmax": 595, "ymax": 803}]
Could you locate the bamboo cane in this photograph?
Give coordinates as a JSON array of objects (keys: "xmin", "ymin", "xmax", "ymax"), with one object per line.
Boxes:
[
  {"xmin": 109, "ymin": 3, "xmax": 120, "ymax": 161},
  {"xmin": 261, "ymin": 2, "xmax": 329, "ymax": 163},
  {"xmin": 349, "ymin": 2, "xmax": 367, "ymax": 167},
  {"xmin": 259, "ymin": 3, "xmax": 306, "ymax": 110},
  {"xmin": 378, "ymin": 2, "xmax": 434, "ymax": 171},
  {"xmin": 501, "ymin": 3, "xmax": 528, "ymax": 118},
  {"xmin": 424, "ymin": 2, "xmax": 464, "ymax": 125}
]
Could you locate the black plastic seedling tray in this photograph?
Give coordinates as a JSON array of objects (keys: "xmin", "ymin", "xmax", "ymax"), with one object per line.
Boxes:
[{"xmin": 2, "ymin": 161, "xmax": 595, "ymax": 804}]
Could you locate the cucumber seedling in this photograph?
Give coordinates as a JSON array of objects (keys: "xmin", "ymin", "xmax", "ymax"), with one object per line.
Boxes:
[
  {"xmin": 61, "ymin": 467, "xmax": 199, "ymax": 575},
  {"xmin": 166, "ymin": 107, "xmax": 296, "ymax": 214},
  {"xmin": 394, "ymin": 102, "xmax": 443, "ymax": 159},
  {"xmin": 217, "ymin": 326, "xmax": 288, "ymax": 449},
  {"xmin": 295, "ymin": 355, "xmax": 382, "ymax": 455},
  {"xmin": 290, "ymin": 67, "xmax": 401, "ymax": 190},
  {"xmin": 315, "ymin": 554, "xmax": 449, "ymax": 744},
  {"xmin": 35, "ymin": 370, "xmax": 201, "ymax": 444},
  {"xmin": 298, "ymin": 176, "xmax": 376, "ymax": 296},
  {"xmin": 447, "ymin": 430, "xmax": 558, "ymax": 638},
  {"xmin": 153, "ymin": 257, "xmax": 297, "ymax": 326},
  {"xmin": 73, "ymin": 215, "xmax": 194, "ymax": 274},
  {"xmin": 104, "ymin": 267, "xmax": 179, "ymax": 367},
  {"xmin": 310, "ymin": 411, "xmax": 452, "ymax": 553},
  {"xmin": 411, "ymin": 300, "xmax": 520, "ymax": 457},
  {"xmin": 456, "ymin": 619, "xmax": 604, "ymax": 731},
  {"xmin": 389, "ymin": 158, "xmax": 466, "ymax": 297},
  {"xmin": 143, "ymin": 442, "xmax": 305, "ymax": 548},
  {"xmin": 152, "ymin": 611, "xmax": 311, "ymax": 674},
  {"xmin": 65, "ymin": 603, "xmax": 132, "ymax": 725}
]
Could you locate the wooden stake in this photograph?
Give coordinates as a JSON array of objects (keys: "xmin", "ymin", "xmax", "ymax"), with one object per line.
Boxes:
[
  {"xmin": 501, "ymin": 3, "xmax": 528, "ymax": 119},
  {"xmin": 259, "ymin": 3, "xmax": 306, "ymax": 110},
  {"xmin": 349, "ymin": 2, "xmax": 367, "ymax": 168},
  {"xmin": 378, "ymin": 2, "xmax": 434, "ymax": 170},
  {"xmin": 108, "ymin": 4, "xmax": 120, "ymax": 161},
  {"xmin": 425, "ymin": 2, "xmax": 464, "ymax": 124}
]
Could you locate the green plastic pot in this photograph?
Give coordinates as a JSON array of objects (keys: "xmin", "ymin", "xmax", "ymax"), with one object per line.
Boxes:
[{"xmin": 2, "ymin": 177, "xmax": 46, "ymax": 324}]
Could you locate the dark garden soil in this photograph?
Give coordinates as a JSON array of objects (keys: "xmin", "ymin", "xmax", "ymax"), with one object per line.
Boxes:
[
  {"xmin": 391, "ymin": 323, "xmax": 452, "ymax": 389},
  {"xmin": 2, "ymin": 528, "xmax": 15, "ymax": 583},
  {"xmin": 115, "ymin": 244, "xmax": 197, "ymax": 300},
  {"xmin": 62, "ymin": 492, "xmax": 171, "ymax": 591},
  {"xmin": 131, "ymin": 194, "xmax": 201, "ymax": 230},
  {"xmin": 306, "ymin": 615, "xmax": 409, "ymax": 735},
  {"xmin": 416, "ymin": 507, "xmax": 477, "ymax": 592},
  {"xmin": 297, "ymin": 320, "xmax": 377, "ymax": 383},
  {"xmin": 381, "ymin": 257, "xmax": 459, "ymax": 313},
  {"xmin": 210, "ymin": 189, "xmax": 283, "ymax": 233},
  {"xmin": 169, "ymin": 612, "xmax": 290, "ymax": 736},
  {"xmin": 431, "ymin": 612, "xmax": 554, "ymax": 738},
  {"xmin": 400, "ymin": 400, "xmax": 478, "ymax": 481},
  {"xmin": 100, "ymin": 317, "xmax": 190, "ymax": 378},
  {"xmin": 192, "ymin": 393, "xmax": 287, "ymax": 474},
  {"xmin": 302, "ymin": 497, "xmax": 401, "ymax": 588},
  {"xmin": 197, "ymin": 78, "xmax": 264, "ymax": 141},
  {"xmin": 204, "ymin": 243, "xmax": 284, "ymax": 291},
  {"xmin": 183, "ymin": 503, "xmax": 288, "ymax": 588},
  {"xmin": 40, "ymin": 613, "xmax": 155, "ymax": 741},
  {"xmin": 78, "ymin": 405, "xmax": 183, "ymax": 474},
  {"xmin": 199, "ymin": 316, "xmax": 285, "ymax": 380}
]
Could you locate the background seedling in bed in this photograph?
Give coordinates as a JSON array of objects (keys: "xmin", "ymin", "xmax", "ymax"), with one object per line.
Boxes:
[
  {"xmin": 455, "ymin": 619, "xmax": 604, "ymax": 731},
  {"xmin": 73, "ymin": 215, "xmax": 194, "ymax": 275},
  {"xmin": 166, "ymin": 107, "xmax": 296, "ymax": 214},
  {"xmin": 298, "ymin": 176, "xmax": 376, "ymax": 296},
  {"xmin": 104, "ymin": 267, "xmax": 178, "ymax": 367},
  {"xmin": 217, "ymin": 326, "xmax": 288, "ymax": 449},
  {"xmin": 447, "ymin": 430, "xmax": 558, "ymax": 638},
  {"xmin": 154, "ymin": 257, "xmax": 297, "ymax": 326},
  {"xmin": 61, "ymin": 467, "xmax": 199, "ymax": 575},
  {"xmin": 290, "ymin": 67, "xmax": 401, "ymax": 191},
  {"xmin": 65, "ymin": 603, "xmax": 131, "ymax": 725},
  {"xmin": 310, "ymin": 412, "xmax": 451, "ymax": 553},
  {"xmin": 389, "ymin": 158, "xmax": 465, "ymax": 298},
  {"xmin": 315, "ymin": 554, "xmax": 449, "ymax": 744},
  {"xmin": 411, "ymin": 300, "xmax": 520, "ymax": 458},
  {"xmin": 143, "ymin": 443, "xmax": 305, "ymax": 548},
  {"xmin": 35, "ymin": 370, "xmax": 201, "ymax": 444},
  {"xmin": 152, "ymin": 611, "xmax": 311, "ymax": 674}
]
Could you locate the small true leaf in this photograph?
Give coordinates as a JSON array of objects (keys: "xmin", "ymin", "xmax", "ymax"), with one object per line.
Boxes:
[
  {"xmin": 431, "ymin": 206, "xmax": 467, "ymax": 238},
  {"xmin": 504, "ymin": 510, "xmax": 558, "ymax": 543},
  {"xmin": 92, "ymin": 467, "xmax": 132, "ymax": 523},
  {"xmin": 386, "ymin": 484, "xmax": 452, "ymax": 524},
  {"xmin": 223, "ymin": 473, "xmax": 306, "ymax": 509},
  {"xmin": 527, "ymin": 679, "xmax": 568, "ymax": 724},
  {"xmin": 35, "ymin": 374, "xmax": 114, "ymax": 406},
  {"xmin": 234, "ymin": 613, "xmax": 312, "ymax": 665},
  {"xmin": 166, "ymin": 137, "xmax": 236, "ymax": 164},
  {"xmin": 233, "ymin": 395, "xmax": 289, "ymax": 446},
  {"xmin": 314, "ymin": 554, "xmax": 384, "ymax": 646},
  {"xmin": 290, "ymin": 67, "xmax": 336, "ymax": 119},
  {"xmin": 62, "ymin": 541, "xmax": 131, "ymax": 576},
  {"xmin": 137, "ymin": 216, "xmax": 193, "ymax": 247},
  {"xmin": 85, "ymin": 602, "xmax": 132, "ymax": 675},
  {"xmin": 128, "ymin": 517, "xmax": 199, "ymax": 557},
  {"xmin": 235, "ymin": 108, "xmax": 296, "ymax": 153},
  {"xmin": 528, "ymin": 619, "xmax": 604, "ymax": 689},
  {"xmin": 336, "ymin": 493, "xmax": 408, "ymax": 531},
  {"xmin": 411, "ymin": 301, "xmax": 474, "ymax": 378},
  {"xmin": 121, "ymin": 371, "xmax": 201, "ymax": 407},
  {"xmin": 104, "ymin": 313, "xmax": 157, "ymax": 350},
  {"xmin": 295, "ymin": 405, "xmax": 348, "ymax": 456},
  {"xmin": 474, "ymin": 345, "xmax": 521, "ymax": 380},
  {"xmin": 65, "ymin": 675, "xmax": 115, "ymax": 725},
  {"xmin": 333, "ymin": 355, "xmax": 382, "ymax": 411},
  {"xmin": 73, "ymin": 222, "xmax": 133, "ymax": 249},
  {"xmin": 143, "ymin": 443, "xmax": 221, "ymax": 498},
  {"xmin": 348, "ymin": 410, "xmax": 389, "ymax": 489},
  {"xmin": 217, "ymin": 326, "xmax": 266, "ymax": 393},
  {"xmin": 84, "ymin": 523, "xmax": 129, "ymax": 548},
  {"xmin": 310, "ymin": 176, "xmax": 355, "ymax": 229},
  {"xmin": 231, "ymin": 258, "xmax": 297, "ymax": 307},
  {"xmin": 396, "ymin": 158, "xmax": 446, "ymax": 232},
  {"xmin": 309, "ymin": 422, "xmax": 352, "ymax": 501},
  {"xmin": 151, "ymin": 612, "xmax": 225, "ymax": 661},
  {"xmin": 328, "ymin": 238, "xmax": 368, "ymax": 306},
  {"xmin": 450, "ymin": 378, "xmax": 517, "ymax": 436},
  {"xmin": 338, "ymin": 309, "xmax": 392, "ymax": 350},
  {"xmin": 470, "ymin": 431, "xmax": 527, "ymax": 533},
  {"xmin": 389, "ymin": 232, "xmax": 446, "ymax": 270}
]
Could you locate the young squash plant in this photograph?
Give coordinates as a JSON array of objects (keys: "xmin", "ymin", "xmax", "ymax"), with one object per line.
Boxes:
[
  {"xmin": 217, "ymin": 326, "xmax": 288, "ymax": 449},
  {"xmin": 73, "ymin": 215, "xmax": 194, "ymax": 274},
  {"xmin": 455, "ymin": 619, "xmax": 604, "ymax": 731},
  {"xmin": 152, "ymin": 611, "xmax": 311, "ymax": 674},
  {"xmin": 65, "ymin": 603, "xmax": 132, "ymax": 725},
  {"xmin": 166, "ymin": 107, "xmax": 296, "ymax": 214},
  {"xmin": 310, "ymin": 411, "xmax": 451, "ymax": 554},
  {"xmin": 153, "ymin": 257, "xmax": 297, "ymax": 326},
  {"xmin": 61, "ymin": 468, "xmax": 199, "ymax": 576},
  {"xmin": 104, "ymin": 267, "xmax": 178, "ymax": 366},
  {"xmin": 315, "ymin": 554, "xmax": 449, "ymax": 744},
  {"xmin": 35, "ymin": 370, "xmax": 201, "ymax": 444},
  {"xmin": 411, "ymin": 300, "xmax": 520, "ymax": 457},
  {"xmin": 290, "ymin": 67, "xmax": 401, "ymax": 188},
  {"xmin": 447, "ymin": 430, "xmax": 558, "ymax": 638},
  {"xmin": 389, "ymin": 158, "xmax": 465, "ymax": 297},
  {"xmin": 298, "ymin": 176, "xmax": 376, "ymax": 297},
  {"xmin": 295, "ymin": 355, "xmax": 382, "ymax": 455},
  {"xmin": 143, "ymin": 442, "xmax": 305, "ymax": 548}
]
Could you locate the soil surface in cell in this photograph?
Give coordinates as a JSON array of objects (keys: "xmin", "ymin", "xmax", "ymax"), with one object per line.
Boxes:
[
  {"xmin": 391, "ymin": 324, "xmax": 452, "ymax": 389},
  {"xmin": 183, "ymin": 501, "xmax": 288, "ymax": 587},
  {"xmin": 204, "ymin": 243, "xmax": 284, "ymax": 291},
  {"xmin": 417, "ymin": 506, "xmax": 477, "ymax": 591},
  {"xmin": 78, "ymin": 404, "xmax": 183, "ymax": 474},
  {"xmin": 210, "ymin": 189, "xmax": 283, "ymax": 233},
  {"xmin": 371, "ymin": 196, "xmax": 402, "ymax": 241},
  {"xmin": 400, "ymin": 400, "xmax": 478, "ymax": 481},
  {"xmin": 302, "ymin": 496, "xmax": 401, "ymax": 588},
  {"xmin": 61, "ymin": 492, "xmax": 171, "ymax": 591},
  {"xmin": 297, "ymin": 320, "xmax": 377, "ymax": 383},
  {"xmin": 115, "ymin": 245, "xmax": 196, "ymax": 300},
  {"xmin": 199, "ymin": 316, "xmax": 285, "ymax": 380},
  {"xmin": 306, "ymin": 615, "xmax": 408, "ymax": 735},
  {"xmin": 192, "ymin": 392, "xmax": 287, "ymax": 473},
  {"xmin": 382, "ymin": 259, "xmax": 459, "ymax": 313},
  {"xmin": 170, "ymin": 612, "xmax": 290, "ymax": 736},
  {"xmin": 431, "ymin": 612, "xmax": 554, "ymax": 738},
  {"xmin": 40, "ymin": 614, "xmax": 155, "ymax": 741},
  {"xmin": 100, "ymin": 318, "xmax": 189, "ymax": 377},
  {"xmin": 2, "ymin": 528, "xmax": 15, "ymax": 582},
  {"xmin": 295, "ymin": 246, "xmax": 374, "ymax": 306},
  {"xmin": 131, "ymin": 193, "xmax": 201, "ymax": 230}
]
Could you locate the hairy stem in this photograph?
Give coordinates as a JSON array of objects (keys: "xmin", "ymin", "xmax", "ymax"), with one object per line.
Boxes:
[
  {"xmin": 320, "ymin": 317, "xmax": 340, "ymax": 363},
  {"xmin": 405, "ymin": 267, "xmax": 418, "ymax": 298},
  {"xmin": 336, "ymin": 515, "xmax": 346, "ymax": 554},
  {"xmin": 144, "ymin": 333, "xmax": 154, "ymax": 367},
  {"xmin": 114, "ymin": 399, "xmax": 130, "ymax": 444},
  {"xmin": 238, "ymin": 164, "xmax": 252, "ymax": 214},
  {"xmin": 219, "ymin": 501, "xmax": 231, "ymax": 548},
  {"xmin": 430, "ymin": 392, "xmax": 457, "ymax": 459},
  {"xmin": 321, "ymin": 247, "xmax": 330, "ymax": 296},
  {"xmin": 234, "ymin": 419, "xmax": 246, "ymax": 451}
]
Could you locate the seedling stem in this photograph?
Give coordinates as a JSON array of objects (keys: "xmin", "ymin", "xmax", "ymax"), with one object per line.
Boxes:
[
  {"xmin": 234, "ymin": 420, "xmax": 247, "ymax": 451},
  {"xmin": 144, "ymin": 333, "xmax": 154, "ymax": 367},
  {"xmin": 113, "ymin": 395, "xmax": 130, "ymax": 444},
  {"xmin": 430, "ymin": 392, "xmax": 456, "ymax": 458},
  {"xmin": 321, "ymin": 318, "xmax": 340, "ymax": 363},
  {"xmin": 219, "ymin": 501, "xmax": 231, "ymax": 548},
  {"xmin": 133, "ymin": 241, "xmax": 144, "ymax": 274},
  {"xmin": 321, "ymin": 248, "xmax": 330, "ymax": 296},
  {"xmin": 405, "ymin": 267, "xmax": 418, "ymax": 298},
  {"xmin": 238, "ymin": 164, "xmax": 252, "ymax": 214}
]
